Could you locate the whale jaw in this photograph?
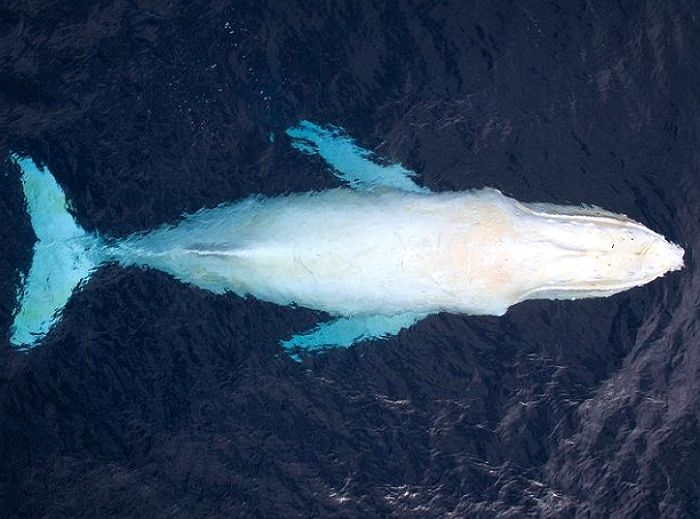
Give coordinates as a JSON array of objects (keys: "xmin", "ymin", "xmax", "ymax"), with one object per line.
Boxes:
[{"xmin": 514, "ymin": 202, "xmax": 685, "ymax": 302}]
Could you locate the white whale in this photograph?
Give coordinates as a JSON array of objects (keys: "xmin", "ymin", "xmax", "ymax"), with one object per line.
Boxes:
[{"xmin": 10, "ymin": 121, "xmax": 684, "ymax": 353}]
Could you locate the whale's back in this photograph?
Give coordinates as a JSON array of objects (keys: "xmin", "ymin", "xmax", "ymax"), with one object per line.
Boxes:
[
  {"xmin": 113, "ymin": 188, "xmax": 531, "ymax": 317},
  {"xmin": 111, "ymin": 185, "xmax": 683, "ymax": 321}
]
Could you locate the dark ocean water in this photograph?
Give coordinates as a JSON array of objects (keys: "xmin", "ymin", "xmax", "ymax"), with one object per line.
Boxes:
[{"xmin": 0, "ymin": 1, "xmax": 699, "ymax": 517}]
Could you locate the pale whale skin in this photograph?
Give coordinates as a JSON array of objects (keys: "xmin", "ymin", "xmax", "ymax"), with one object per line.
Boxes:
[
  {"xmin": 113, "ymin": 188, "xmax": 684, "ymax": 319},
  {"xmin": 9, "ymin": 121, "xmax": 685, "ymax": 352}
]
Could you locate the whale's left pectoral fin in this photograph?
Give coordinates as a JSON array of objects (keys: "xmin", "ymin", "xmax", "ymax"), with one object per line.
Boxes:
[
  {"xmin": 281, "ymin": 312, "xmax": 426, "ymax": 356},
  {"xmin": 285, "ymin": 120, "xmax": 428, "ymax": 193}
]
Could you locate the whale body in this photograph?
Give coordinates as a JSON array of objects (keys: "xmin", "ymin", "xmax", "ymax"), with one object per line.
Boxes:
[{"xmin": 9, "ymin": 122, "xmax": 685, "ymax": 353}]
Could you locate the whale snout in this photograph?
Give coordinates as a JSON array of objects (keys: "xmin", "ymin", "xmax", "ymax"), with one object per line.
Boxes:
[
  {"xmin": 515, "ymin": 205, "xmax": 686, "ymax": 302},
  {"xmin": 641, "ymin": 237, "xmax": 685, "ymax": 278}
]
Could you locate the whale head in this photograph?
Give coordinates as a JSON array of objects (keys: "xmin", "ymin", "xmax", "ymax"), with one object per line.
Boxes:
[{"xmin": 513, "ymin": 201, "xmax": 685, "ymax": 302}]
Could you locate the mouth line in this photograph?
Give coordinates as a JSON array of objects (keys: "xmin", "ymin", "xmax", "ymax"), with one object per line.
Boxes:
[
  {"xmin": 521, "ymin": 269, "xmax": 672, "ymax": 297},
  {"xmin": 519, "ymin": 202, "xmax": 649, "ymax": 228}
]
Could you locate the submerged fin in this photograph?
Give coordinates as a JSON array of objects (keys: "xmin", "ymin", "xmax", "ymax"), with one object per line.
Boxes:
[
  {"xmin": 285, "ymin": 120, "xmax": 427, "ymax": 193},
  {"xmin": 281, "ymin": 313, "xmax": 426, "ymax": 354},
  {"xmin": 10, "ymin": 156, "xmax": 103, "ymax": 349}
]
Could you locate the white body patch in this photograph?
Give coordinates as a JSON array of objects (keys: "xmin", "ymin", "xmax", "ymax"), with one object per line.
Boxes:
[{"xmin": 115, "ymin": 187, "xmax": 683, "ymax": 319}]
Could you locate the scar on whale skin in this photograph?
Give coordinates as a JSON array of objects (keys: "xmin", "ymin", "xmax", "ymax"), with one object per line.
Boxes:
[{"xmin": 9, "ymin": 122, "xmax": 685, "ymax": 355}]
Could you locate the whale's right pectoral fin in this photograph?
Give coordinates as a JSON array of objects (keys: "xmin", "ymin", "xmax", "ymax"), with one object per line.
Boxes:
[
  {"xmin": 281, "ymin": 312, "xmax": 426, "ymax": 357},
  {"xmin": 285, "ymin": 120, "xmax": 428, "ymax": 193}
]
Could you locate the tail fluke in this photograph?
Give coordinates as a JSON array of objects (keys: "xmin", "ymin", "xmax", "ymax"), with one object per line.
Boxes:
[{"xmin": 10, "ymin": 156, "xmax": 103, "ymax": 348}]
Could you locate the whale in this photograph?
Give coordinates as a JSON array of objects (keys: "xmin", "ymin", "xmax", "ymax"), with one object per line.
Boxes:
[{"xmin": 9, "ymin": 121, "xmax": 685, "ymax": 354}]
